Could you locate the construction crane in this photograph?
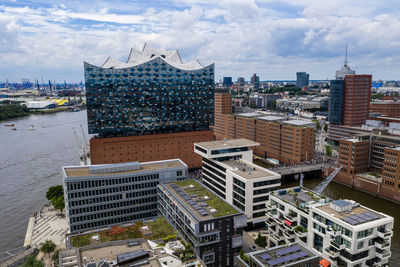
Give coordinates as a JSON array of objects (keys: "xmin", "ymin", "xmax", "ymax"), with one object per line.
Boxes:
[{"xmin": 313, "ymin": 166, "xmax": 343, "ymax": 195}]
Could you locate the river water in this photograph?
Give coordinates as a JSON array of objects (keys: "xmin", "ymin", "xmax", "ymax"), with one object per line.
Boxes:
[
  {"xmin": 0, "ymin": 111, "xmax": 87, "ymax": 252},
  {"xmin": 0, "ymin": 111, "xmax": 398, "ymax": 265}
]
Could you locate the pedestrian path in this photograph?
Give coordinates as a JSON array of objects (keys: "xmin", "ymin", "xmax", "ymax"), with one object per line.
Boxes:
[{"xmin": 27, "ymin": 204, "xmax": 68, "ymax": 248}]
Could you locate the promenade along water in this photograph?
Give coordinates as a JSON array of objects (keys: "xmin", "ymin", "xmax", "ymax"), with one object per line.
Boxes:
[{"xmin": 0, "ymin": 111, "xmax": 398, "ymax": 265}]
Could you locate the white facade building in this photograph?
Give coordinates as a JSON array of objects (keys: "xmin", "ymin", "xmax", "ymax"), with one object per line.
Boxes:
[
  {"xmin": 266, "ymin": 187, "xmax": 394, "ymax": 267},
  {"xmin": 194, "ymin": 139, "xmax": 281, "ymax": 226}
]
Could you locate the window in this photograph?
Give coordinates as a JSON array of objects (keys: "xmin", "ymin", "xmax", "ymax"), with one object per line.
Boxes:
[{"xmin": 357, "ymin": 241, "xmax": 364, "ymax": 250}]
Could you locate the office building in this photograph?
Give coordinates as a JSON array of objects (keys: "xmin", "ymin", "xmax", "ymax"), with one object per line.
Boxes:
[
  {"xmin": 236, "ymin": 242, "xmax": 320, "ymax": 267},
  {"xmin": 249, "ymin": 93, "xmax": 282, "ymax": 108},
  {"xmin": 63, "ymin": 159, "xmax": 187, "ymax": 233},
  {"xmin": 214, "ymin": 92, "xmax": 315, "ymax": 164},
  {"xmin": 223, "ymin": 77, "xmax": 233, "ymax": 87},
  {"xmin": 266, "ymin": 187, "xmax": 394, "ymax": 267},
  {"xmin": 370, "ymin": 102, "xmax": 400, "ymax": 118},
  {"xmin": 335, "ymin": 46, "xmax": 356, "ymax": 80},
  {"xmin": 194, "ymin": 139, "xmax": 281, "ymax": 225},
  {"xmin": 158, "ymin": 179, "xmax": 247, "ymax": 267},
  {"xmin": 296, "ymin": 72, "xmax": 310, "ymax": 88},
  {"xmin": 328, "ymin": 79, "xmax": 345, "ymax": 125},
  {"xmin": 251, "ymin": 74, "xmax": 260, "ymax": 89},
  {"xmin": 277, "ymin": 96, "xmax": 328, "ymax": 111},
  {"xmin": 85, "ymin": 43, "xmax": 215, "ymax": 168},
  {"xmin": 214, "ymin": 89, "xmax": 234, "ymax": 140},
  {"xmin": 237, "ymin": 77, "xmax": 245, "ymax": 85}
]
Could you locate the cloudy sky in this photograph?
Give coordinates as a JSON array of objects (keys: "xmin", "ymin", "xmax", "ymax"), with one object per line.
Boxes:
[{"xmin": 1, "ymin": 0, "xmax": 399, "ymax": 83}]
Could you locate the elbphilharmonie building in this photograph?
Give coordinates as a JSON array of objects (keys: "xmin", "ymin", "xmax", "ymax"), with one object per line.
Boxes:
[
  {"xmin": 85, "ymin": 44, "xmax": 215, "ymax": 168},
  {"xmin": 85, "ymin": 43, "xmax": 214, "ymax": 137}
]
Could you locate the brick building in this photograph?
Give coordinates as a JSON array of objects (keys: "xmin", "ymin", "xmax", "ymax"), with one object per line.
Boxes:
[
  {"xmin": 370, "ymin": 102, "xmax": 400, "ymax": 118},
  {"xmin": 380, "ymin": 147, "xmax": 400, "ymax": 201},
  {"xmin": 213, "ymin": 92, "xmax": 315, "ymax": 164}
]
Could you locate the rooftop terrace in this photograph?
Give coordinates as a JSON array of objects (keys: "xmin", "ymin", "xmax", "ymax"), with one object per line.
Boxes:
[
  {"xmin": 164, "ymin": 179, "xmax": 239, "ymax": 220},
  {"xmin": 272, "ymin": 187, "xmax": 329, "ymax": 209},
  {"xmin": 64, "ymin": 159, "xmax": 185, "ymax": 178}
]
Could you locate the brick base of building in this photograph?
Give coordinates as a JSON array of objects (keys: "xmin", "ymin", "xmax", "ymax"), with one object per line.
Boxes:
[
  {"xmin": 330, "ymin": 168, "xmax": 400, "ymax": 203},
  {"xmin": 90, "ymin": 130, "xmax": 214, "ymax": 169}
]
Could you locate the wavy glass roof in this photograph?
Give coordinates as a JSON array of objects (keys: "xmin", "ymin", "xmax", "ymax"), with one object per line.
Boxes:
[{"xmin": 96, "ymin": 43, "xmax": 205, "ymax": 71}]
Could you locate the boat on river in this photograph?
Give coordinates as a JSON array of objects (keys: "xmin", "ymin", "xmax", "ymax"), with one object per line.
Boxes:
[{"xmin": 4, "ymin": 124, "xmax": 15, "ymax": 127}]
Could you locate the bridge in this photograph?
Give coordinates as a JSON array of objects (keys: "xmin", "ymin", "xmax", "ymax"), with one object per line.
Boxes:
[{"xmin": 270, "ymin": 163, "xmax": 327, "ymax": 176}]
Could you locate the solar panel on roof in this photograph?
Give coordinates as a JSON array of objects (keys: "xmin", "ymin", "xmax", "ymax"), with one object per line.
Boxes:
[
  {"xmin": 259, "ymin": 253, "xmax": 271, "ymax": 260},
  {"xmin": 199, "ymin": 202, "xmax": 207, "ymax": 206},
  {"xmin": 276, "ymin": 245, "xmax": 300, "ymax": 256}
]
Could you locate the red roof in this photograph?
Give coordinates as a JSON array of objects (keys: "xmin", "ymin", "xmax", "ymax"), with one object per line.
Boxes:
[{"xmin": 320, "ymin": 258, "xmax": 330, "ymax": 267}]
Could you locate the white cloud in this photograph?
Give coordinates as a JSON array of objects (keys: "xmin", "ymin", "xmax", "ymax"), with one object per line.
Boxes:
[{"xmin": 0, "ymin": 0, "xmax": 400, "ymax": 82}]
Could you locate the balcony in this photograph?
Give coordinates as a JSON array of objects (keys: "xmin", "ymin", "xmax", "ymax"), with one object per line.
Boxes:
[
  {"xmin": 377, "ymin": 229, "xmax": 393, "ymax": 239},
  {"xmin": 330, "ymin": 240, "xmax": 345, "ymax": 250},
  {"xmin": 270, "ymin": 233, "xmax": 284, "ymax": 242},
  {"xmin": 294, "ymin": 230, "xmax": 307, "ymax": 238},
  {"xmin": 376, "ymin": 251, "xmax": 391, "ymax": 259},
  {"xmin": 284, "ymin": 212, "xmax": 298, "ymax": 221},
  {"xmin": 327, "ymin": 227, "xmax": 341, "ymax": 237},
  {"xmin": 267, "ymin": 204, "xmax": 277, "ymax": 210},
  {"xmin": 284, "ymin": 230, "xmax": 295, "ymax": 239},
  {"xmin": 325, "ymin": 247, "xmax": 340, "ymax": 258},
  {"xmin": 375, "ymin": 241, "xmax": 390, "ymax": 250},
  {"xmin": 266, "ymin": 218, "xmax": 276, "ymax": 227}
]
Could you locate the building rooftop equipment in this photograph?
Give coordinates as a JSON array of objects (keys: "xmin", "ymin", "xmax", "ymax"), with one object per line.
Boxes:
[{"xmin": 221, "ymin": 159, "xmax": 276, "ymax": 180}]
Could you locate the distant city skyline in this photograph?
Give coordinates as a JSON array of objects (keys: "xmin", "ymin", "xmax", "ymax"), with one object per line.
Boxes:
[{"xmin": 1, "ymin": 0, "xmax": 400, "ymax": 82}]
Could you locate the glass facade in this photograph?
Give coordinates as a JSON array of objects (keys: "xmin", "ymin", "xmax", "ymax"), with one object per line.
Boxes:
[
  {"xmin": 328, "ymin": 79, "xmax": 344, "ymax": 125},
  {"xmin": 84, "ymin": 57, "xmax": 214, "ymax": 137}
]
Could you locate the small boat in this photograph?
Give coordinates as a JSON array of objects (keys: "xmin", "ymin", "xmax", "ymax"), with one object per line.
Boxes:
[
  {"xmin": 72, "ymin": 108, "xmax": 80, "ymax": 112},
  {"xmin": 28, "ymin": 125, "xmax": 35, "ymax": 130},
  {"xmin": 266, "ymin": 158, "xmax": 279, "ymax": 165},
  {"xmin": 11, "ymin": 128, "xmax": 17, "ymax": 131},
  {"xmin": 4, "ymin": 124, "xmax": 15, "ymax": 127}
]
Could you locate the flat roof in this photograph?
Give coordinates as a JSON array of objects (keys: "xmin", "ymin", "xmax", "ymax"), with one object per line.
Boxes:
[
  {"xmin": 249, "ymin": 243, "xmax": 318, "ymax": 267},
  {"xmin": 221, "ymin": 159, "xmax": 279, "ymax": 180},
  {"xmin": 163, "ymin": 179, "xmax": 239, "ymax": 220},
  {"xmin": 237, "ymin": 112, "xmax": 262, "ymax": 117},
  {"xmin": 64, "ymin": 159, "xmax": 186, "ymax": 178},
  {"xmin": 256, "ymin": 116, "xmax": 286, "ymax": 122},
  {"xmin": 316, "ymin": 204, "xmax": 384, "ymax": 225},
  {"xmin": 195, "ymin": 138, "xmax": 259, "ymax": 150},
  {"xmin": 282, "ymin": 120, "xmax": 315, "ymax": 127}
]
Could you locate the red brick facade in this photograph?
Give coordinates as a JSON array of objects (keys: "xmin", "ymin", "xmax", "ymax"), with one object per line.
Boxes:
[{"xmin": 90, "ymin": 130, "xmax": 214, "ymax": 169}]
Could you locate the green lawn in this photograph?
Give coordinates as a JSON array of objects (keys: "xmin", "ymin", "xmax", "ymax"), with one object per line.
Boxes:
[
  {"xmin": 145, "ymin": 217, "xmax": 177, "ymax": 240},
  {"xmin": 174, "ymin": 179, "xmax": 238, "ymax": 217}
]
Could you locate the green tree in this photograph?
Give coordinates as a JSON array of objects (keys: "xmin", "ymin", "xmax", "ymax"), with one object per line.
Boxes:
[
  {"xmin": 313, "ymin": 119, "xmax": 321, "ymax": 130},
  {"xmin": 270, "ymin": 99, "xmax": 277, "ymax": 109},
  {"xmin": 255, "ymin": 232, "xmax": 267, "ymax": 247},
  {"xmin": 325, "ymin": 145, "xmax": 332, "ymax": 156},
  {"xmin": 51, "ymin": 196, "xmax": 65, "ymax": 216},
  {"xmin": 19, "ymin": 254, "xmax": 44, "ymax": 267},
  {"xmin": 371, "ymin": 93, "xmax": 385, "ymax": 99},
  {"xmin": 52, "ymin": 249, "xmax": 61, "ymax": 266},
  {"xmin": 46, "ymin": 185, "xmax": 63, "ymax": 201},
  {"xmin": 323, "ymin": 124, "xmax": 328, "ymax": 132},
  {"xmin": 41, "ymin": 240, "xmax": 56, "ymax": 257}
]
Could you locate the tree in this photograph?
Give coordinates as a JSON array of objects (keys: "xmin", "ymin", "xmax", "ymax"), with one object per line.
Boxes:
[
  {"xmin": 313, "ymin": 119, "xmax": 321, "ymax": 130},
  {"xmin": 270, "ymin": 99, "xmax": 277, "ymax": 109},
  {"xmin": 41, "ymin": 240, "xmax": 56, "ymax": 257},
  {"xmin": 325, "ymin": 145, "xmax": 332, "ymax": 156},
  {"xmin": 51, "ymin": 196, "xmax": 65, "ymax": 216},
  {"xmin": 46, "ymin": 185, "xmax": 63, "ymax": 201},
  {"xmin": 52, "ymin": 249, "xmax": 61, "ymax": 266},
  {"xmin": 19, "ymin": 254, "xmax": 44, "ymax": 267},
  {"xmin": 323, "ymin": 124, "xmax": 328, "ymax": 132},
  {"xmin": 255, "ymin": 232, "xmax": 267, "ymax": 248}
]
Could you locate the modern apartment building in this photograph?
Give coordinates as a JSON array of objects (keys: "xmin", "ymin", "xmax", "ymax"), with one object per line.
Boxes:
[
  {"xmin": 194, "ymin": 139, "xmax": 281, "ymax": 226},
  {"xmin": 266, "ymin": 187, "xmax": 394, "ymax": 267},
  {"xmin": 158, "ymin": 179, "xmax": 247, "ymax": 267},
  {"xmin": 213, "ymin": 92, "xmax": 316, "ymax": 164},
  {"xmin": 85, "ymin": 43, "xmax": 215, "ymax": 168},
  {"xmin": 237, "ymin": 242, "xmax": 320, "ymax": 267},
  {"xmin": 62, "ymin": 159, "xmax": 187, "ymax": 233}
]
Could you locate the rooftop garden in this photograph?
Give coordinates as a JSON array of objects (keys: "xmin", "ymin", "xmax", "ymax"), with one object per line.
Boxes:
[
  {"xmin": 174, "ymin": 179, "xmax": 238, "ymax": 217},
  {"xmin": 71, "ymin": 217, "xmax": 177, "ymax": 248}
]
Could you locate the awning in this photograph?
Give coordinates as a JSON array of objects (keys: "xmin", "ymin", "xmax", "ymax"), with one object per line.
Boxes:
[
  {"xmin": 320, "ymin": 258, "xmax": 330, "ymax": 267},
  {"xmin": 284, "ymin": 219, "xmax": 292, "ymax": 226}
]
